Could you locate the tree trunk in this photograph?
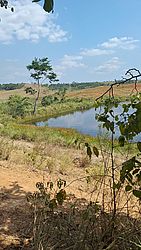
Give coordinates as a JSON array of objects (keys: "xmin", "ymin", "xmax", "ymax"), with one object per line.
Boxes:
[{"xmin": 33, "ymin": 79, "xmax": 40, "ymax": 115}]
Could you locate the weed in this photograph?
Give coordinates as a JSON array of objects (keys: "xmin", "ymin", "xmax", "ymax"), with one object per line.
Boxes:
[{"xmin": 0, "ymin": 137, "xmax": 13, "ymax": 160}]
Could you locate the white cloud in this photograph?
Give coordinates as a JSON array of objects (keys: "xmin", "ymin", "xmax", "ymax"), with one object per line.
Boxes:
[
  {"xmin": 101, "ymin": 37, "xmax": 139, "ymax": 50},
  {"xmin": 54, "ymin": 54, "xmax": 86, "ymax": 80},
  {"xmin": 94, "ymin": 57, "xmax": 122, "ymax": 73},
  {"xmin": 0, "ymin": 0, "xmax": 68, "ymax": 43},
  {"xmin": 56, "ymin": 54, "xmax": 86, "ymax": 70},
  {"xmin": 80, "ymin": 48, "xmax": 113, "ymax": 56},
  {"xmin": 79, "ymin": 36, "xmax": 139, "ymax": 58}
]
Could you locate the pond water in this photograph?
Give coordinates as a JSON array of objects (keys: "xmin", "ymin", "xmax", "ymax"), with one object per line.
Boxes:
[
  {"xmin": 35, "ymin": 105, "xmax": 137, "ymax": 139},
  {"xmin": 36, "ymin": 108, "xmax": 101, "ymax": 137}
]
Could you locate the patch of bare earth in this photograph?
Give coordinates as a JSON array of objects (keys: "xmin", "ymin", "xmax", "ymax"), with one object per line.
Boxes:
[
  {"xmin": 0, "ymin": 139, "xmax": 92, "ymax": 249},
  {"xmin": 0, "ymin": 138, "xmax": 140, "ymax": 249}
]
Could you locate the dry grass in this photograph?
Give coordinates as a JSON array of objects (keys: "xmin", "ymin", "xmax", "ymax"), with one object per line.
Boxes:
[
  {"xmin": 1, "ymin": 83, "xmax": 141, "ymax": 102},
  {"xmin": 0, "ymin": 137, "xmax": 141, "ymax": 249},
  {"xmin": 0, "ymin": 84, "xmax": 54, "ymax": 101},
  {"xmin": 67, "ymin": 83, "xmax": 141, "ymax": 99}
]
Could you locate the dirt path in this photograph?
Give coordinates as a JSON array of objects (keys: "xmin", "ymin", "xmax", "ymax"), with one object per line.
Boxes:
[{"xmin": 0, "ymin": 164, "xmax": 44, "ymax": 250}]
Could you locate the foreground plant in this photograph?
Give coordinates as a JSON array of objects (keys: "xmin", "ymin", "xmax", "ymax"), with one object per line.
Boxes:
[
  {"xmin": 95, "ymin": 68, "xmax": 141, "ymax": 214},
  {"xmin": 27, "ymin": 179, "xmax": 66, "ymax": 249}
]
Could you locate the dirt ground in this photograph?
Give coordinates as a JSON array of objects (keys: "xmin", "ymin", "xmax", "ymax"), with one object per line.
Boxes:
[
  {"xmin": 0, "ymin": 162, "xmax": 43, "ymax": 249},
  {"xmin": 0, "ymin": 139, "xmax": 92, "ymax": 249},
  {"xmin": 0, "ymin": 138, "xmax": 140, "ymax": 249}
]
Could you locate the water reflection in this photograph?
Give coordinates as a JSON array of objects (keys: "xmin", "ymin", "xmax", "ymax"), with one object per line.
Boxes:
[
  {"xmin": 35, "ymin": 106, "xmax": 141, "ymax": 140},
  {"xmin": 35, "ymin": 107, "xmax": 113, "ymax": 137}
]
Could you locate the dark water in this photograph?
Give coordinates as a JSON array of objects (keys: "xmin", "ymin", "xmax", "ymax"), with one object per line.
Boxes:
[
  {"xmin": 34, "ymin": 104, "xmax": 141, "ymax": 142},
  {"xmin": 36, "ymin": 108, "xmax": 101, "ymax": 137},
  {"xmin": 35, "ymin": 105, "xmax": 134, "ymax": 138}
]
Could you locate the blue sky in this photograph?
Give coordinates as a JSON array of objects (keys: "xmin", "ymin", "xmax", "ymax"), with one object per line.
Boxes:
[{"xmin": 0, "ymin": 0, "xmax": 141, "ymax": 83}]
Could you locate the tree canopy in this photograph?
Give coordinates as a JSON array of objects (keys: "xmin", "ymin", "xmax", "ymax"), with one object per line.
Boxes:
[
  {"xmin": 27, "ymin": 57, "xmax": 58, "ymax": 114},
  {"xmin": 27, "ymin": 57, "xmax": 57, "ymax": 84}
]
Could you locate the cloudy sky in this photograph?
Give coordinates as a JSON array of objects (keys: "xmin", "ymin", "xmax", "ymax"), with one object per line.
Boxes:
[{"xmin": 0, "ymin": 0, "xmax": 141, "ymax": 83}]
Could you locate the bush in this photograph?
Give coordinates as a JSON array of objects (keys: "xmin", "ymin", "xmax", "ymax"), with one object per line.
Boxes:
[
  {"xmin": 25, "ymin": 87, "xmax": 37, "ymax": 95},
  {"xmin": 7, "ymin": 95, "xmax": 32, "ymax": 118},
  {"xmin": 41, "ymin": 95, "xmax": 59, "ymax": 106}
]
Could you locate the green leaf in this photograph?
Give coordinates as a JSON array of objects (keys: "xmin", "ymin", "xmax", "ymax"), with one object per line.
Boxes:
[
  {"xmin": 43, "ymin": 0, "xmax": 54, "ymax": 13},
  {"xmin": 87, "ymin": 146, "xmax": 92, "ymax": 159},
  {"xmin": 114, "ymin": 182, "xmax": 121, "ymax": 190},
  {"xmin": 125, "ymin": 185, "xmax": 132, "ymax": 192},
  {"xmin": 115, "ymin": 115, "xmax": 119, "ymax": 121},
  {"xmin": 50, "ymin": 182, "xmax": 53, "ymax": 190},
  {"xmin": 49, "ymin": 199, "xmax": 57, "ymax": 210},
  {"xmin": 133, "ymin": 190, "xmax": 141, "ymax": 199},
  {"xmin": 137, "ymin": 171, "xmax": 141, "ymax": 181},
  {"xmin": 56, "ymin": 189, "xmax": 66, "ymax": 205},
  {"xmin": 118, "ymin": 135, "xmax": 125, "ymax": 147},
  {"xmin": 137, "ymin": 142, "xmax": 141, "ymax": 152},
  {"xmin": 93, "ymin": 146, "xmax": 99, "ymax": 157}
]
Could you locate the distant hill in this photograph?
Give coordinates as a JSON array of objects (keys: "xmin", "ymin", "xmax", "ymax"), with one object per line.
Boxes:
[{"xmin": 0, "ymin": 81, "xmax": 141, "ymax": 101}]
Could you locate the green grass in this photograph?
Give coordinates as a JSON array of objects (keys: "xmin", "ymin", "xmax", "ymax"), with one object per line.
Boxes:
[
  {"xmin": 0, "ymin": 97, "xmax": 98, "ymax": 148},
  {"xmin": 0, "ymin": 122, "xmax": 98, "ymax": 147},
  {"xmin": 21, "ymin": 98, "xmax": 96, "ymax": 123},
  {"xmin": 0, "ymin": 96, "xmax": 138, "ymax": 156}
]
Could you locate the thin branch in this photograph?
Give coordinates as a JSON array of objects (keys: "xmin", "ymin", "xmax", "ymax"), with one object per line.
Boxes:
[{"xmin": 96, "ymin": 68, "xmax": 141, "ymax": 101}]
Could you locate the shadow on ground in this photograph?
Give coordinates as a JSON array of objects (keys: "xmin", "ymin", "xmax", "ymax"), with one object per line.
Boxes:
[
  {"xmin": 0, "ymin": 182, "xmax": 141, "ymax": 250},
  {"xmin": 0, "ymin": 181, "xmax": 32, "ymax": 250}
]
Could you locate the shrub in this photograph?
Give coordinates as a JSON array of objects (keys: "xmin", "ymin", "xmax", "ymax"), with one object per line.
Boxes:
[
  {"xmin": 7, "ymin": 95, "xmax": 32, "ymax": 118},
  {"xmin": 41, "ymin": 95, "xmax": 59, "ymax": 106}
]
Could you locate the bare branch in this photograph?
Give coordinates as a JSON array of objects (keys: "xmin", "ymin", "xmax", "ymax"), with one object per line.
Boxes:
[{"xmin": 96, "ymin": 68, "xmax": 141, "ymax": 101}]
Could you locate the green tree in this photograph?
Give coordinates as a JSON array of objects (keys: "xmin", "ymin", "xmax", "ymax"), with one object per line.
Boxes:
[
  {"xmin": 27, "ymin": 57, "xmax": 58, "ymax": 114},
  {"xmin": 7, "ymin": 95, "xmax": 32, "ymax": 118}
]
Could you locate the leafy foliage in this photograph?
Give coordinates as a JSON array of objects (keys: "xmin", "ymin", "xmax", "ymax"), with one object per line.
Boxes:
[
  {"xmin": 0, "ymin": 0, "xmax": 14, "ymax": 11},
  {"xmin": 96, "ymin": 97, "xmax": 141, "ymax": 200},
  {"xmin": 7, "ymin": 95, "xmax": 32, "ymax": 118},
  {"xmin": 32, "ymin": 0, "xmax": 54, "ymax": 13},
  {"xmin": 0, "ymin": 0, "xmax": 54, "ymax": 13},
  {"xmin": 27, "ymin": 179, "xmax": 66, "ymax": 210},
  {"xmin": 27, "ymin": 57, "xmax": 57, "ymax": 83},
  {"xmin": 25, "ymin": 87, "xmax": 37, "ymax": 95},
  {"xmin": 115, "ymin": 156, "xmax": 141, "ymax": 199},
  {"xmin": 27, "ymin": 57, "xmax": 58, "ymax": 114},
  {"xmin": 48, "ymin": 81, "xmax": 109, "ymax": 91},
  {"xmin": 0, "ymin": 83, "xmax": 25, "ymax": 91},
  {"xmin": 95, "ymin": 69, "xmax": 141, "ymax": 201},
  {"xmin": 41, "ymin": 95, "xmax": 59, "ymax": 106}
]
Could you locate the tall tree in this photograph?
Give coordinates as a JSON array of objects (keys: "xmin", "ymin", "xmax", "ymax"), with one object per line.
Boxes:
[{"xmin": 27, "ymin": 57, "xmax": 58, "ymax": 114}]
